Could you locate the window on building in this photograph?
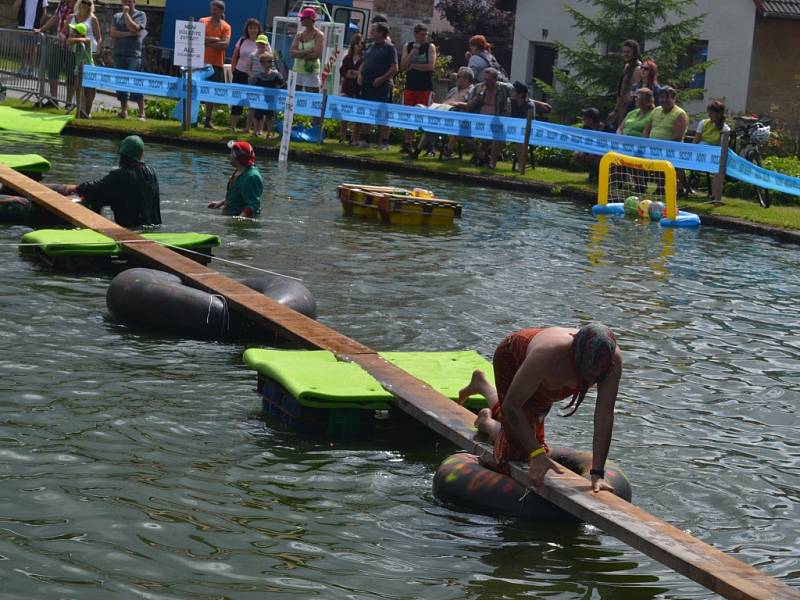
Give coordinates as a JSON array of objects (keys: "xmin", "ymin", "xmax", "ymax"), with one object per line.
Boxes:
[
  {"xmin": 528, "ymin": 42, "xmax": 557, "ymax": 100},
  {"xmin": 680, "ymin": 40, "xmax": 709, "ymax": 89}
]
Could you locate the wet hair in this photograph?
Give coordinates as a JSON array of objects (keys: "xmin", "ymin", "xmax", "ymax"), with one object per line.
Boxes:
[
  {"xmin": 560, "ymin": 323, "xmax": 617, "ymax": 417},
  {"xmin": 242, "ymin": 18, "xmax": 261, "ymax": 39}
]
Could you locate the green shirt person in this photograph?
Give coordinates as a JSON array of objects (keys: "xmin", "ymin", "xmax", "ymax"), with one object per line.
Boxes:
[
  {"xmin": 208, "ymin": 141, "xmax": 263, "ymax": 218},
  {"xmin": 643, "ymin": 86, "xmax": 688, "ymax": 142},
  {"xmin": 618, "ymin": 87, "xmax": 655, "ymax": 138}
]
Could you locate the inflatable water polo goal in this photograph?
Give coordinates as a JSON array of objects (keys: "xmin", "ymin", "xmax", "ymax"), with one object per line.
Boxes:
[{"xmin": 591, "ymin": 151, "xmax": 700, "ymax": 228}]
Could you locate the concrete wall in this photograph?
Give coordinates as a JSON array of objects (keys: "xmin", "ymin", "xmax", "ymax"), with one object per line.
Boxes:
[
  {"xmin": 511, "ymin": 0, "xmax": 757, "ymax": 115},
  {"xmin": 747, "ymin": 18, "xmax": 800, "ymax": 116},
  {"xmin": 374, "ymin": 0, "xmax": 435, "ymax": 48}
]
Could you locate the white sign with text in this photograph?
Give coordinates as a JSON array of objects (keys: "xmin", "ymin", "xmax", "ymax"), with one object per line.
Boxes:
[{"xmin": 173, "ymin": 20, "xmax": 205, "ymax": 69}]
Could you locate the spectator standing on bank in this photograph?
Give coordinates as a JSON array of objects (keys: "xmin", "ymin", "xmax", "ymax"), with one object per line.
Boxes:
[
  {"xmin": 509, "ymin": 81, "xmax": 550, "ymax": 172},
  {"xmin": 14, "ymin": 0, "xmax": 48, "ymax": 77},
  {"xmin": 609, "ymin": 39, "xmax": 642, "ymax": 129},
  {"xmin": 110, "ymin": 0, "xmax": 147, "ymax": 120},
  {"xmin": 466, "ymin": 35, "xmax": 505, "ymax": 84},
  {"xmin": 248, "ymin": 39, "xmax": 284, "ymax": 138},
  {"xmin": 399, "ymin": 23, "xmax": 436, "ymax": 155},
  {"xmin": 67, "ymin": 0, "xmax": 101, "ymax": 118},
  {"xmin": 338, "ymin": 32, "xmax": 364, "ymax": 144},
  {"xmin": 633, "ymin": 59, "xmax": 660, "ymax": 107},
  {"xmin": 352, "ymin": 22, "xmax": 398, "ymax": 149},
  {"xmin": 290, "ymin": 7, "xmax": 324, "ymax": 93},
  {"xmin": 573, "ymin": 107, "xmax": 604, "ymax": 182},
  {"xmin": 229, "ymin": 18, "xmax": 263, "ymax": 132},
  {"xmin": 34, "ymin": 0, "xmax": 76, "ymax": 108},
  {"xmin": 199, "ymin": 0, "xmax": 231, "ymax": 129}
]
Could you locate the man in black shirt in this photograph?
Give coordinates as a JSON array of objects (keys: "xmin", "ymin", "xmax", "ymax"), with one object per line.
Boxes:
[
  {"xmin": 66, "ymin": 135, "xmax": 161, "ymax": 228},
  {"xmin": 352, "ymin": 21, "xmax": 397, "ymax": 149}
]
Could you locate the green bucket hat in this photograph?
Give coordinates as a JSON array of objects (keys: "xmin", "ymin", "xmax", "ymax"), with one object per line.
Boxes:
[
  {"xmin": 68, "ymin": 22, "xmax": 88, "ymax": 36},
  {"xmin": 118, "ymin": 135, "xmax": 144, "ymax": 161}
]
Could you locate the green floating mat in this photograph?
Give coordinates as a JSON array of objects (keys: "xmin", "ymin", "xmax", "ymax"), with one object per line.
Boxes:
[
  {"xmin": 0, "ymin": 153, "xmax": 51, "ymax": 173},
  {"xmin": 20, "ymin": 229, "xmax": 221, "ymax": 257},
  {"xmin": 242, "ymin": 349, "xmax": 494, "ymax": 410},
  {"xmin": 0, "ymin": 105, "xmax": 74, "ymax": 134}
]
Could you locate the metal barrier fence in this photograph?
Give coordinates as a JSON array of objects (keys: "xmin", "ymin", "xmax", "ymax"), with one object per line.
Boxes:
[{"xmin": 0, "ymin": 27, "xmax": 78, "ymax": 109}]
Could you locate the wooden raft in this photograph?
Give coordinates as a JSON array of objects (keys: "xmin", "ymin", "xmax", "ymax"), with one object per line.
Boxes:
[
  {"xmin": 338, "ymin": 183, "xmax": 463, "ymax": 226},
  {"xmin": 2, "ymin": 164, "xmax": 797, "ymax": 600}
]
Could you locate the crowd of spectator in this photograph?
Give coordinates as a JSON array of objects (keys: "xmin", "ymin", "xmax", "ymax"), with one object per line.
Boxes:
[{"xmin": 16, "ymin": 2, "xmax": 734, "ymax": 185}]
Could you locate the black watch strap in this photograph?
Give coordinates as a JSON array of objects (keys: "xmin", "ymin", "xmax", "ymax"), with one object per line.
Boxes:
[{"xmin": 589, "ymin": 468, "xmax": 605, "ymax": 478}]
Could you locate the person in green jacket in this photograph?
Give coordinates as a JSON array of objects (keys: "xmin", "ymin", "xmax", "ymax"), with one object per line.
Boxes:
[{"xmin": 208, "ymin": 141, "xmax": 263, "ymax": 218}]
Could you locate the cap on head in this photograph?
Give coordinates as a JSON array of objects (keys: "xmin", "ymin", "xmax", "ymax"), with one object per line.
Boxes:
[
  {"xmin": 299, "ymin": 7, "xmax": 317, "ymax": 20},
  {"xmin": 227, "ymin": 140, "xmax": 255, "ymax": 167},
  {"xmin": 255, "ymin": 33, "xmax": 269, "ymax": 45},
  {"xmin": 69, "ymin": 22, "xmax": 88, "ymax": 36},
  {"xmin": 118, "ymin": 135, "xmax": 144, "ymax": 161}
]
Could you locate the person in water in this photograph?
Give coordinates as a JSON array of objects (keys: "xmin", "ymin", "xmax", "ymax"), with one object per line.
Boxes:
[
  {"xmin": 458, "ymin": 323, "xmax": 621, "ymax": 492},
  {"xmin": 207, "ymin": 140, "xmax": 263, "ymax": 218},
  {"xmin": 66, "ymin": 135, "xmax": 161, "ymax": 228}
]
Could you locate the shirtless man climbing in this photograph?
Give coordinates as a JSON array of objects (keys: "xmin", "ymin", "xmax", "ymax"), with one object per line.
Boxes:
[{"xmin": 458, "ymin": 324, "xmax": 622, "ymax": 492}]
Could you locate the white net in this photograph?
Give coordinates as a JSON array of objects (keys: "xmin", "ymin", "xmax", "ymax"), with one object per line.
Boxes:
[{"xmin": 607, "ymin": 163, "xmax": 668, "ymax": 205}]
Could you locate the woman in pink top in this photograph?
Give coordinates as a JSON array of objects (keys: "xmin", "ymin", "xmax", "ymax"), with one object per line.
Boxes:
[{"xmin": 229, "ymin": 18, "xmax": 265, "ymax": 131}]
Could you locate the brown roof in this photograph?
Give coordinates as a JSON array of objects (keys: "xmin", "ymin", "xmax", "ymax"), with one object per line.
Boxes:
[{"xmin": 754, "ymin": 0, "xmax": 800, "ymax": 18}]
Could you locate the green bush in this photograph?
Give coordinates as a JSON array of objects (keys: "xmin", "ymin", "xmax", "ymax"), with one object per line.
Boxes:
[{"xmin": 533, "ymin": 146, "xmax": 582, "ymax": 171}]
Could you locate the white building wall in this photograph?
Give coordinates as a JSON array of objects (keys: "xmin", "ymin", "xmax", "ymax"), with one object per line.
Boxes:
[{"xmin": 511, "ymin": 0, "xmax": 756, "ymax": 114}]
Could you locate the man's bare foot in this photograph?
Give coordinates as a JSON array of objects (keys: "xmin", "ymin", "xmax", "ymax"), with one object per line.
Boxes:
[
  {"xmin": 475, "ymin": 407, "xmax": 492, "ymax": 430},
  {"xmin": 458, "ymin": 369, "xmax": 490, "ymax": 404}
]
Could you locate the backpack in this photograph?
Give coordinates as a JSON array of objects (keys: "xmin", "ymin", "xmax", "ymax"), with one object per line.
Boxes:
[{"xmin": 476, "ymin": 52, "xmax": 509, "ymax": 82}]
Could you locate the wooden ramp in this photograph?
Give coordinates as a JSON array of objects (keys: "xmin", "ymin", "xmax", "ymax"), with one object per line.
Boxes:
[{"xmin": 2, "ymin": 164, "xmax": 797, "ymax": 600}]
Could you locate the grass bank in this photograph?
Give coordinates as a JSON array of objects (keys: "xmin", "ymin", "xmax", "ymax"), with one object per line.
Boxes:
[{"xmin": 6, "ymin": 100, "xmax": 800, "ymax": 241}]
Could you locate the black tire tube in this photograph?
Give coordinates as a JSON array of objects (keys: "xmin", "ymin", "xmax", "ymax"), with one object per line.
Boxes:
[
  {"xmin": 106, "ymin": 268, "xmax": 317, "ymax": 340},
  {"xmin": 432, "ymin": 449, "xmax": 632, "ymax": 520}
]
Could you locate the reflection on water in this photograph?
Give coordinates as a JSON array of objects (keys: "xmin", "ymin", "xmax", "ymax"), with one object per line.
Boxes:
[{"xmin": 0, "ymin": 133, "xmax": 798, "ymax": 598}]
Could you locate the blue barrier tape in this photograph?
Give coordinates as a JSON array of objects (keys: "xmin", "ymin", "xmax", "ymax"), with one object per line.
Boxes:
[
  {"xmin": 81, "ymin": 66, "xmax": 800, "ymax": 196},
  {"xmin": 726, "ymin": 150, "xmax": 800, "ymax": 197}
]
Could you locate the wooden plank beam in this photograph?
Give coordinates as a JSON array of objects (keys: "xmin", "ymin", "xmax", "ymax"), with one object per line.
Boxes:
[{"xmin": 2, "ymin": 164, "xmax": 797, "ymax": 600}]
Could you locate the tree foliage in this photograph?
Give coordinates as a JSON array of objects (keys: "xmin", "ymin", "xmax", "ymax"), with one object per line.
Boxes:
[
  {"xmin": 538, "ymin": 0, "xmax": 709, "ymax": 123},
  {"xmin": 435, "ymin": 0, "xmax": 515, "ymax": 41}
]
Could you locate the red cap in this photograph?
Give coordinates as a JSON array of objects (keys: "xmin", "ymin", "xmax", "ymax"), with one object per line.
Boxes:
[{"xmin": 227, "ymin": 140, "xmax": 255, "ymax": 167}]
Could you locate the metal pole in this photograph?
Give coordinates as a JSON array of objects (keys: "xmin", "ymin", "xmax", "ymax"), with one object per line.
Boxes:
[
  {"xmin": 521, "ymin": 107, "xmax": 534, "ymax": 175},
  {"xmin": 183, "ymin": 17, "xmax": 194, "ymax": 131},
  {"xmin": 712, "ymin": 131, "xmax": 730, "ymax": 204}
]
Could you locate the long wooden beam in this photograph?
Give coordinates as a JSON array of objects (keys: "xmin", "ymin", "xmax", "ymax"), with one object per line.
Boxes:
[{"xmin": 2, "ymin": 164, "xmax": 797, "ymax": 600}]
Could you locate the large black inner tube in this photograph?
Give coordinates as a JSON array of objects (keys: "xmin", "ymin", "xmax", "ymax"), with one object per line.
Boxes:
[
  {"xmin": 106, "ymin": 268, "xmax": 317, "ymax": 341},
  {"xmin": 432, "ymin": 449, "xmax": 633, "ymax": 521}
]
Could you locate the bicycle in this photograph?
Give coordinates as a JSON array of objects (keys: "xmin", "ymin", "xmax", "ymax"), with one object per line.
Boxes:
[{"xmin": 730, "ymin": 115, "xmax": 772, "ymax": 208}]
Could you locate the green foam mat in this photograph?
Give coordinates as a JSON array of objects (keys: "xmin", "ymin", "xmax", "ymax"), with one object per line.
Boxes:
[
  {"xmin": 0, "ymin": 106, "xmax": 74, "ymax": 134},
  {"xmin": 141, "ymin": 232, "xmax": 221, "ymax": 249},
  {"xmin": 20, "ymin": 229, "xmax": 221, "ymax": 257},
  {"xmin": 20, "ymin": 229, "xmax": 119, "ymax": 256},
  {"xmin": 242, "ymin": 349, "xmax": 493, "ymax": 410},
  {"xmin": 0, "ymin": 154, "xmax": 51, "ymax": 173}
]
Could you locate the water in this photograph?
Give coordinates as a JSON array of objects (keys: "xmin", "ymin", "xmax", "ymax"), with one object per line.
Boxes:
[{"xmin": 0, "ymin": 132, "xmax": 798, "ymax": 599}]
